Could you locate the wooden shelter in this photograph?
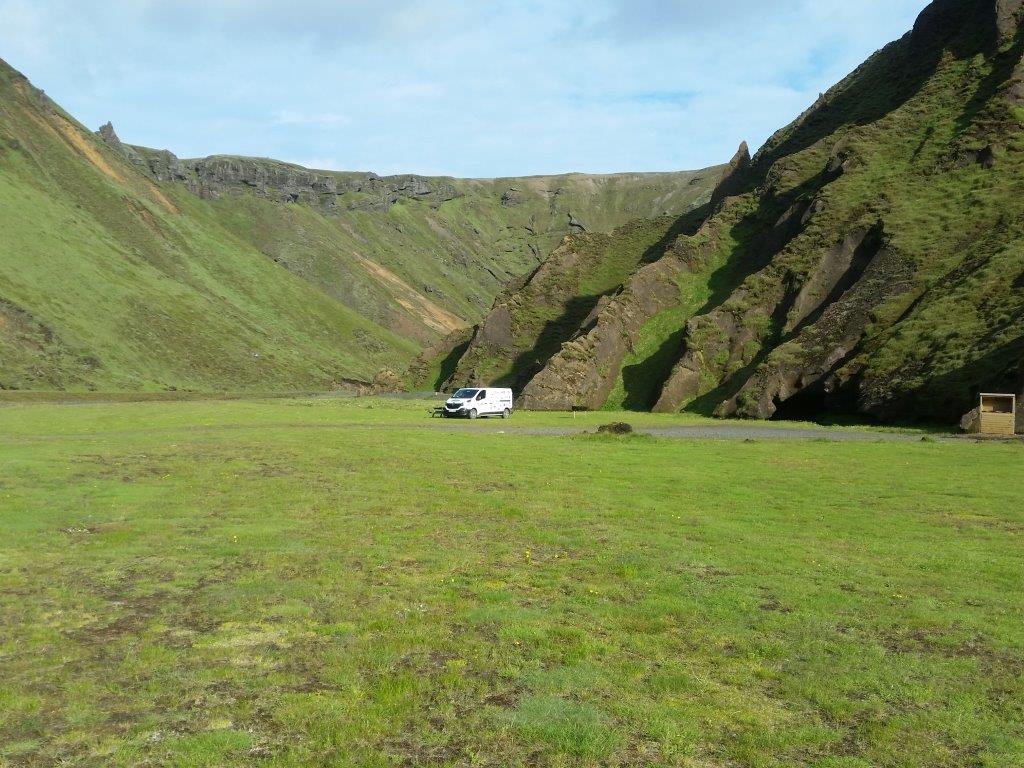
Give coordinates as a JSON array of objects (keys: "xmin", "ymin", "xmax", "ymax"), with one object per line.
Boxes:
[{"xmin": 974, "ymin": 393, "xmax": 1017, "ymax": 436}]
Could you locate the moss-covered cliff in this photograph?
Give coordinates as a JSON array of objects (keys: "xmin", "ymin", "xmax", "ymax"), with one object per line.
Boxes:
[{"xmin": 443, "ymin": 0, "xmax": 1024, "ymax": 425}]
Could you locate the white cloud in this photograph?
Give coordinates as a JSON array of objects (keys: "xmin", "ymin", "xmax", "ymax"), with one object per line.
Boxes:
[
  {"xmin": 288, "ymin": 157, "xmax": 344, "ymax": 171},
  {"xmin": 272, "ymin": 110, "xmax": 351, "ymax": 127},
  {"xmin": 591, "ymin": 0, "xmax": 800, "ymax": 40},
  {"xmin": 0, "ymin": 0, "xmax": 931, "ymax": 176},
  {"xmin": 0, "ymin": 0, "xmax": 50, "ymax": 59}
]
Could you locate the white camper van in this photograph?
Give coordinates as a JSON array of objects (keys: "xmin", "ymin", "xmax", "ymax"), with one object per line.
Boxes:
[{"xmin": 443, "ymin": 388, "xmax": 514, "ymax": 419}]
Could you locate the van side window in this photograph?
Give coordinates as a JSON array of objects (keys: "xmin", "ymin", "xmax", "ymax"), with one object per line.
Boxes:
[{"xmin": 476, "ymin": 391, "xmax": 486, "ymax": 400}]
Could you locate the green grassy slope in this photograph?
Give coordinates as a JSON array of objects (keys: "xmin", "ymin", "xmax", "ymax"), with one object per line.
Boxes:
[
  {"xmin": 0, "ymin": 64, "xmax": 416, "ymax": 391},
  {"xmin": 195, "ymin": 169, "xmax": 719, "ymax": 342},
  {"xmin": 0, "ymin": 58, "xmax": 721, "ymax": 392},
  {"xmin": 117, "ymin": 143, "xmax": 723, "ymax": 344},
  {"xmin": 1, "ymin": 397, "xmax": 1021, "ymax": 766}
]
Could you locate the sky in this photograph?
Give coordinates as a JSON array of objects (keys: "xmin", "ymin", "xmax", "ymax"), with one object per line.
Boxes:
[{"xmin": 0, "ymin": 0, "xmax": 929, "ymax": 178}]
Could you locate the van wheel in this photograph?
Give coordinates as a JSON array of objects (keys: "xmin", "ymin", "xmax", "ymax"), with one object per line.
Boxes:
[
  {"xmin": 502, "ymin": 408, "xmax": 511, "ymax": 419},
  {"xmin": 469, "ymin": 408, "xmax": 478, "ymax": 420}
]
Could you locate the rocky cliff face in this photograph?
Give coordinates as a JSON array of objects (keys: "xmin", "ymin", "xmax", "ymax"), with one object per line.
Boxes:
[
  {"xmin": 518, "ymin": 251, "xmax": 692, "ymax": 411},
  {"xmin": 441, "ymin": 0, "xmax": 1024, "ymax": 425},
  {"xmin": 654, "ymin": 0, "xmax": 1024, "ymax": 423},
  {"xmin": 517, "ymin": 205, "xmax": 724, "ymax": 411},
  {"xmin": 434, "ymin": 207, "xmax": 718, "ymax": 393},
  {"xmin": 97, "ymin": 126, "xmax": 462, "ymax": 215}
]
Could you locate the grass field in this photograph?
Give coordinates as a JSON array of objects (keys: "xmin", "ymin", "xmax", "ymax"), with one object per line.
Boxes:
[{"xmin": 1, "ymin": 397, "xmax": 1022, "ymax": 767}]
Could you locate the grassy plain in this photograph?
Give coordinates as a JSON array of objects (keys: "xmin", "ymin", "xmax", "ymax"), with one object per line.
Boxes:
[{"xmin": 1, "ymin": 397, "xmax": 1021, "ymax": 767}]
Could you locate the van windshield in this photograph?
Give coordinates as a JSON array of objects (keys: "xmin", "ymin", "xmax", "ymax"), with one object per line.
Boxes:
[{"xmin": 453, "ymin": 389, "xmax": 479, "ymax": 398}]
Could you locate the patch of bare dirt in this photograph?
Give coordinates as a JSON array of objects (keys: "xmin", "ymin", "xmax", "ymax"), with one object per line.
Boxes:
[{"xmin": 353, "ymin": 252, "xmax": 466, "ymax": 334}]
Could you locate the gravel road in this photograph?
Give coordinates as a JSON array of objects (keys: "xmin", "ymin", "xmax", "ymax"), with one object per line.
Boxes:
[{"xmin": 427, "ymin": 421, "xmax": 951, "ymax": 443}]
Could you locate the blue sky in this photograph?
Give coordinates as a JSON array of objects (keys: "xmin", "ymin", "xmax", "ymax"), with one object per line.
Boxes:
[{"xmin": 0, "ymin": 0, "xmax": 928, "ymax": 177}]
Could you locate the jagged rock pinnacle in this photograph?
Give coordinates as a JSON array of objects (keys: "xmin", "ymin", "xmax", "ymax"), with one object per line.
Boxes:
[{"xmin": 710, "ymin": 141, "xmax": 750, "ymax": 207}]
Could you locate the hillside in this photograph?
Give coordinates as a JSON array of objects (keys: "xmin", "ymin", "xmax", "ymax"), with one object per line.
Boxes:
[
  {"xmin": 106, "ymin": 136, "xmax": 723, "ymax": 344},
  {"xmin": 424, "ymin": 205, "xmax": 711, "ymax": 394},
  {"xmin": 0, "ymin": 59, "xmax": 720, "ymax": 392},
  {"xmin": 443, "ymin": 0, "xmax": 1024, "ymax": 425}
]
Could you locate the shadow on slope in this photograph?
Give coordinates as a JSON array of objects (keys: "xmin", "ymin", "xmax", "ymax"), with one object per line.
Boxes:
[
  {"xmin": 496, "ymin": 205, "xmax": 713, "ymax": 393},
  {"xmin": 431, "ymin": 336, "xmax": 472, "ymax": 391},
  {"xmin": 617, "ymin": 168, "xmax": 841, "ymax": 411}
]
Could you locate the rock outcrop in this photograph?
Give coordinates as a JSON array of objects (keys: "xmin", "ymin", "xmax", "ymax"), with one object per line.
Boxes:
[
  {"xmin": 653, "ymin": 223, "xmax": 883, "ymax": 414},
  {"xmin": 97, "ymin": 122, "xmax": 128, "ymax": 157},
  {"xmin": 500, "ymin": 186, "xmax": 522, "ymax": 207},
  {"xmin": 518, "ymin": 255, "xmax": 683, "ymax": 410},
  {"xmin": 439, "ymin": 207, "xmax": 721, "ymax": 393},
  {"xmin": 726, "ymin": 242, "xmax": 914, "ymax": 419},
  {"xmin": 996, "ymin": 0, "xmax": 1024, "ymax": 42},
  {"xmin": 96, "ymin": 134, "xmax": 465, "ymax": 215},
  {"xmin": 519, "ymin": 213, "xmax": 722, "ymax": 411},
  {"xmin": 709, "ymin": 142, "xmax": 750, "ymax": 207}
]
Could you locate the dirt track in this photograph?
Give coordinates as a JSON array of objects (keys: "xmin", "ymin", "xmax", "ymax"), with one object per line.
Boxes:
[{"xmin": 429, "ymin": 421, "xmax": 957, "ymax": 443}]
